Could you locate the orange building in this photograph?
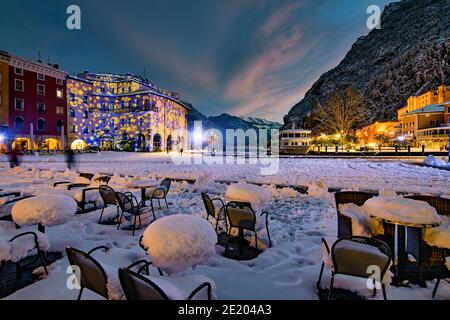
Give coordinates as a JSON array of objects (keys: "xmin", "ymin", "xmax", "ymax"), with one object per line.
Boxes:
[
  {"xmin": 0, "ymin": 51, "xmax": 9, "ymax": 152},
  {"xmin": 356, "ymin": 121, "xmax": 400, "ymax": 145}
]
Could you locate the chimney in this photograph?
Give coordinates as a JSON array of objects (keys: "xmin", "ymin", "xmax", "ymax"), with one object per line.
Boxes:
[{"xmin": 53, "ymin": 64, "xmax": 59, "ymax": 69}]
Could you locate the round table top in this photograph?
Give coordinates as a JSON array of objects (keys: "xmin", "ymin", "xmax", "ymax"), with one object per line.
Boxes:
[
  {"xmin": 11, "ymin": 194, "xmax": 77, "ymax": 227},
  {"xmin": 224, "ymin": 182, "xmax": 271, "ymax": 212},
  {"xmin": 363, "ymin": 196, "xmax": 442, "ymax": 228}
]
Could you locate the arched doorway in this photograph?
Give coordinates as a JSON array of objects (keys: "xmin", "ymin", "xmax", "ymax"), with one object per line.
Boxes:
[
  {"xmin": 71, "ymin": 139, "xmax": 88, "ymax": 151},
  {"xmin": 166, "ymin": 135, "xmax": 173, "ymax": 152},
  {"xmin": 44, "ymin": 138, "xmax": 61, "ymax": 151},
  {"xmin": 99, "ymin": 134, "xmax": 115, "ymax": 151},
  {"xmin": 13, "ymin": 138, "xmax": 30, "ymax": 151},
  {"xmin": 153, "ymin": 134, "xmax": 161, "ymax": 152}
]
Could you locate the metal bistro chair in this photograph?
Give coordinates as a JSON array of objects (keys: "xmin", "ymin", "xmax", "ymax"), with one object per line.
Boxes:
[
  {"xmin": 98, "ymin": 185, "xmax": 120, "ymax": 224},
  {"xmin": 146, "ymin": 178, "xmax": 172, "ymax": 214},
  {"xmin": 118, "ymin": 267, "xmax": 212, "ymax": 300},
  {"xmin": 405, "ymin": 195, "xmax": 450, "ymax": 282},
  {"xmin": 317, "ymin": 236, "xmax": 392, "ymax": 300},
  {"xmin": 201, "ymin": 193, "xmax": 227, "ymax": 233},
  {"xmin": 224, "ymin": 201, "xmax": 272, "ymax": 257},
  {"xmin": 116, "ymin": 192, "xmax": 152, "ymax": 236},
  {"xmin": 53, "ymin": 172, "xmax": 95, "ymax": 188},
  {"xmin": 65, "ymin": 246, "xmax": 110, "ymax": 300},
  {"xmin": 334, "ymin": 191, "xmax": 376, "ymax": 238}
]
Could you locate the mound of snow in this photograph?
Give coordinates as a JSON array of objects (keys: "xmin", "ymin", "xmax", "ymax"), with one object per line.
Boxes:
[
  {"xmin": 307, "ymin": 180, "xmax": 329, "ymax": 197},
  {"xmin": 225, "ymin": 182, "xmax": 271, "ymax": 211},
  {"xmin": 424, "ymin": 216, "xmax": 450, "ymax": 249},
  {"xmin": 363, "ymin": 196, "xmax": 441, "ymax": 226},
  {"xmin": 142, "ymin": 214, "xmax": 216, "ymax": 274},
  {"xmin": 12, "ymin": 194, "xmax": 77, "ymax": 227},
  {"xmin": 424, "ymin": 156, "xmax": 450, "ymax": 169}
]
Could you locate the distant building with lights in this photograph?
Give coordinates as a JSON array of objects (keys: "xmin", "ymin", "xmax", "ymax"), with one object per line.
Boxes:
[
  {"xmin": 356, "ymin": 121, "xmax": 400, "ymax": 146},
  {"xmin": 397, "ymin": 85, "xmax": 450, "ymax": 149},
  {"xmin": 0, "ymin": 50, "xmax": 68, "ymax": 152},
  {"xmin": 67, "ymin": 72, "xmax": 189, "ymax": 152}
]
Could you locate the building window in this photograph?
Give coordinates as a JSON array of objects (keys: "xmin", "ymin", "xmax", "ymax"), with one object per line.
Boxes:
[
  {"xmin": 109, "ymin": 120, "xmax": 114, "ymax": 128},
  {"xmin": 37, "ymin": 119, "xmax": 46, "ymax": 131},
  {"xmin": 83, "ymin": 127, "xmax": 89, "ymax": 134},
  {"xmin": 83, "ymin": 110, "xmax": 89, "ymax": 119},
  {"xmin": 127, "ymin": 118, "xmax": 132, "ymax": 126},
  {"xmin": 120, "ymin": 119, "xmax": 125, "ymax": 127},
  {"xmin": 37, "ymin": 102, "xmax": 46, "ymax": 113},
  {"xmin": 56, "ymin": 88, "xmax": 64, "ymax": 99},
  {"xmin": 430, "ymin": 120, "xmax": 438, "ymax": 127},
  {"xmin": 14, "ymin": 117, "xmax": 24, "ymax": 130},
  {"xmin": 139, "ymin": 118, "xmax": 144, "ymax": 127},
  {"xmin": 69, "ymin": 93, "xmax": 75, "ymax": 102},
  {"xmin": 56, "ymin": 79, "xmax": 63, "ymax": 85},
  {"xmin": 70, "ymin": 108, "xmax": 75, "ymax": 118},
  {"xmin": 15, "ymin": 79, "xmax": 24, "ymax": 91},
  {"xmin": 101, "ymin": 87, "xmax": 106, "ymax": 94},
  {"xmin": 56, "ymin": 106, "xmax": 64, "ymax": 115},
  {"xmin": 37, "ymin": 84, "xmax": 45, "ymax": 96},
  {"xmin": 83, "ymin": 96, "xmax": 88, "ymax": 104},
  {"xmin": 71, "ymin": 125, "xmax": 76, "ymax": 133},
  {"xmin": 15, "ymin": 67, "xmax": 24, "ymax": 75},
  {"xmin": 15, "ymin": 98, "xmax": 24, "ymax": 111},
  {"xmin": 57, "ymin": 120, "xmax": 64, "ymax": 133},
  {"xmin": 37, "ymin": 73, "xmax": 45, "ymax": 81}
]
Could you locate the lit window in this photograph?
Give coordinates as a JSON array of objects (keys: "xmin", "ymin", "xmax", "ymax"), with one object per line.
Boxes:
[
  {"xmin": 70, "ymin": 108, "xmax": 75, "ymax": 117},
  {"xmin": 56, "ymin": 88, "xmax": 64, "ymax": 99},
  {"xmin": 37, "ymin": 73, "xmax": 45, "ymax": 81},
  {"xmin": 56, "ymin": 106, "xmax": 64, "ymax": 115},
  {"xmin": 37, "ymin": 84, "xmax": 45, "ymax": 95},
  {"xmin": 15, "ymin": 99, "xmax": 24, "ymax": 110},
  {"xmin": 15, "ymin": 79, "xmax": 24, "ymax": 91}
]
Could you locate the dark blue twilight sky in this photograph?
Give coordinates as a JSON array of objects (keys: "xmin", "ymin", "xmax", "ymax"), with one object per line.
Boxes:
[{"xmin": 0, "ymin": 0, "xmax": 394, "ymax": 121}]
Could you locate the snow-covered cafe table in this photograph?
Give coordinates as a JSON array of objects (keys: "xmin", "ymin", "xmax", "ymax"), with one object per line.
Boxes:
[
  {"xmin": 11, "ymin": 194, "xmax": 77, "ymax": 233},
  {"xmin": 142, "ymin": 214, "xmax": 217, "ymax": 274},
  {"xmin": 363, "ymin": 196, "xmax": 442, "ymax": 281}
]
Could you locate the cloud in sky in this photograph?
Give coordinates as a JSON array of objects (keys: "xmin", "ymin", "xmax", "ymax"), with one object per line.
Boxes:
[{"xmin": 0, "ymin": 0, "xmax": 394, "ymax": 122}]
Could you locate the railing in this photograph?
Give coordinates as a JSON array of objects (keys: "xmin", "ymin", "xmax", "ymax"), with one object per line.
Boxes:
[{"xmin": 93, "ymin": 106, "xmax": 158, "ymax": 114}]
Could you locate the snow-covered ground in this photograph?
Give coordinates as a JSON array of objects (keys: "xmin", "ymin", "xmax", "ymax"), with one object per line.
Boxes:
[{"xmin": 0, "ymin": 152, "xmax": 449, "ymax": 300}]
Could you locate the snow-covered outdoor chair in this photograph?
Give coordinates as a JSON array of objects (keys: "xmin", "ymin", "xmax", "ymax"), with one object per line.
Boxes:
[
  {"xmin": 404, "ymin": 195, "xmax": 450, "ymax": 281},
  {"xmin": 118, "ymin": 267, "xmax": 213, "ymax": 300},
  {"xmin": 201, "ymin": 192, "xmax": 227, "ymax": 233},
  {"xmin": 224, "ymin": 201, "xmax": 272, "ymax": 256},
  {"xmin": 98, "ymin": 185, "xmax": 121, "ymax": 224},
  {"xmin": 432, "ymin": 256, "xmax": 450, "ymax": 298},
  {"xmin": 334, "ymin": 192, "xmax": 376, "ymax": 238},
  {"xmin": 0, "ymin": 221, "xmax": 49, "ymax": 276},
  {"xmin": 65, "ymin": 246, "xmax": 110, "ymax": 300},
  {"xmin": 317, "ymin": 236, "xmax": 392, "ymax": 300},
  {"xmin": 116, "ymin": 192, "xmax": 154, "ymax": 236},
  {"xmin": 144, "ymin": 178, "xmax": 171, "ymax": 214}
]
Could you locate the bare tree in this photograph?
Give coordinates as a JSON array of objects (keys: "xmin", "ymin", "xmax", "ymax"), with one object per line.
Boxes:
[{"xmin": 313, "ymin": 86, "xmax": 368, "ymax": 135}]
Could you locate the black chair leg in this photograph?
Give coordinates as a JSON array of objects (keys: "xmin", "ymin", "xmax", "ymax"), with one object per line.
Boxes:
[
  {"xmin": 132, "ymin": 215, "xmax": 137, "ymax": 236},
  {"xmin": 99, "ymin": 206, "xmax": 105, "ymax": 224},
  {"xmin": 77, "ymin": 287, "xmax": 84, "ymax": 300},
  {"xmin": 372, "ymin": 279, "xmax": 377, "ymax": 297},
  {"xmin": 158, "ymin": 199, "xmax": 161, "ymax": 209},
  {"xmin": 432, "ymin": 279, "xmax": 441, "ymax": 298},
  {"xmin": 317, "ymin": 262, "xmax": 325, "ymax": 289},
  {"xmin": 38, "ymin": 248, "xmax": 48, "ymax": 275},
  {"xmin": 328, "ymin": 274, "xmax": 334, "ymax": 300},
  {"xmin": 117, "ymin": 212, "xmax": 125, "ymax": 230},
  {"xmin": 224, "ymin": 229, "xmax": 231, "ymax": 256},
  {"xmin": 382, "ymin": 284, "xmax": 388, "ymax": 300},
  {"xmin": 164, "ymin": 197, "xmax": 168, "ymax": 209}
]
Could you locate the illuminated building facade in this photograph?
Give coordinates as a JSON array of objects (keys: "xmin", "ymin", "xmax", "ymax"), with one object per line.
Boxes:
[
  {"xmin": 397, "ymin": 85, "xmax": 450, "ymax": 149},
  {"xmin": 67, "ymin": 72, "xmax": 188, "ymax": 152},
  {"xmin": 0, "ymin": 50, "xmax": 68, "ymax": 152},
  {"xmin": 356, "ymin": 121, "xmax": 400, "ymax": 145}
]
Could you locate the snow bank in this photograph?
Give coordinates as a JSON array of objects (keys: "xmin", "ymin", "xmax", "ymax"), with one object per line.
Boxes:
[
  {"xmin": 363, "ymin": 196, "xmax": 441, "ymax": 226},
  {"xmin": 424, "ymin": 156, "xmax": 450, "ymax": 169},
  {"xmin": 12, "ymin": 195, "xmax": 77, "ymax": 227},
  {"xmin": 0, "ymin": 221, "xmax": 49, "ymax": 263},
  {"xmin": 225, "ymin": 182, "xmax": 271, "ymax": 211},
  {"xmin": 142, "ymin": 214, "xmax": 217, "ymax": 274}
]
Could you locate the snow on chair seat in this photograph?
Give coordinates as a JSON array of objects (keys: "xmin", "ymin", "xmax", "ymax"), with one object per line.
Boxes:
[{"xmin": 0, "ymin": 221, "xmax": 49, "ymax": 274}]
